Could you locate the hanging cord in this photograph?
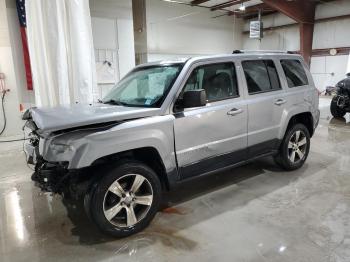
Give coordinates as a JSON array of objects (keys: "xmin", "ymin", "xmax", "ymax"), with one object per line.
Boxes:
[
  {"xmin": 0, "ymin": 90, "xmax": 7, "ymax": 136},
  {"xmin": 0, "ymin": 117, "xmax": 30, "ymax": 143},
  {"xmin": 0, "ymin": 74, "xmax": 29, "ymax": 142},
  {"xmin": 0, "ymin": 138, "xmax": 29, "ymax": 143},
  {"xmin": 0, "ymin": 73, "xmax": 8, "ymax": 136}
]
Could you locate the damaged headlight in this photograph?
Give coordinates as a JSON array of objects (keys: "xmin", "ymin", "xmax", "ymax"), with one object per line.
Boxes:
[{"xmin": 49, "ymin": 143, "xmax": 75, "ymax": 154}]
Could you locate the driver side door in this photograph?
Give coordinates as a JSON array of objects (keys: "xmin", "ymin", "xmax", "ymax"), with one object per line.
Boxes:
[{"xmin": 173, "ymin": 61, "xmax": 248, "ymax": 179}]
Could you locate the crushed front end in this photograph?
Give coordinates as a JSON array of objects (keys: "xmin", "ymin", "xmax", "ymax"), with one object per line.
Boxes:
[
  {"xmin": 24, "ymin": 120, "xmax": 70, "ymax": 193},
  {"xmin": 31, "ymin": 158, "xmax": 70, "ymax": 193}
]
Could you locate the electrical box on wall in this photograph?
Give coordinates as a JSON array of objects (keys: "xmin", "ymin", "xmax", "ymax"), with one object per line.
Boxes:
[{"xmin": 250, "ymin": 21, "xmax": 263, "ymax": 40}]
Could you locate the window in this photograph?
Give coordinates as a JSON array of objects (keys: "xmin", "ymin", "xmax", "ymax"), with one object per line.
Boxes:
[
  {"xmin": 182, "ymin": 63, "xmax": 238, "ymax": 102},
  {"xmin": 102, "ymin": 64, "xmax": 183, "ymax": 107},
  {"xmin": 280, "ymin": 59, "xmax": 308, "ymax": 88},
  {"xmin": 242, "ymin": 60, "xmax": 281, "ymax": 94}
]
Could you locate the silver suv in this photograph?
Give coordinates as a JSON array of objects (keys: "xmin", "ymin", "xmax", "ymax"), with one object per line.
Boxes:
[{"xmin": 23, "ymin": 51, "xmax": 320, "ymax": 237}]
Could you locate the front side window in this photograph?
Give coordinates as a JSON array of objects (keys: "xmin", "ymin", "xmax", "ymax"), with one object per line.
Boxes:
[
  {"xmin": 280, "ymin": 59, "xmax": 309, "ymax": 88},
  {"xmin": 102, "ymin": 64, "xmax": 183, "ymax": 107},
  {"xmin": 182, "ymin": 62, "xmax": 238, "ymax": 102},
  {"xmin": 242, "ymin": 60, "xmax": 281, "ymax": 94}
]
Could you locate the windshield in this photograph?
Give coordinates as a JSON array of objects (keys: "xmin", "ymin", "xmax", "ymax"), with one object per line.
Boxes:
[{"xmin": 102, "ymin": 64, "xmax": 183, "ymax": 107}]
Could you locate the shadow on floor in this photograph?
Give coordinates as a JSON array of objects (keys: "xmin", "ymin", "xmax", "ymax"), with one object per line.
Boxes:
[{"xmin": 58, "ymin": 155, "xmax": 316, "ymax": 248}]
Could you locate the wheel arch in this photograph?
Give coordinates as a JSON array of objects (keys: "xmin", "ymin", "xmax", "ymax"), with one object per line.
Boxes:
[
  {"xmin": 285, "ymin": 112, "xmax": 314, "ymax": 137},
  {"xmin": 90, "ymin": 147, "xmax": 172, "ymax": 191}
]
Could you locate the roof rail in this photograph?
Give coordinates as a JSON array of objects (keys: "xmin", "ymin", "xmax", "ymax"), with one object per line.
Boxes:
[{"xmin": 232, "ymin": 50, "xmax": 295, "ymax": 54}]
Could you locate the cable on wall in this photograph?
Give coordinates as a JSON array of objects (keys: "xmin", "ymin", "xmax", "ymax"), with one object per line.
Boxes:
[
  {"xmin": 0, "ymin": 91, "xmax": 6, "ymax": 136},
  {"xmin": 0, "ymin": 73, "xmax": 9, "ymax": 136}
]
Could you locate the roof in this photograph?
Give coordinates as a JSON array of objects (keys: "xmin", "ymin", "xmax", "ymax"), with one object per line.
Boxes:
[{"xmin": 136, "ymin": 51, "xmax": 302, "ymax": 68}]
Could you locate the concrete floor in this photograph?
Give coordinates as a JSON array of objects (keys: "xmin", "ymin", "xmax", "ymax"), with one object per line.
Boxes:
[{"xmin": 1, "ymin": 97, "xmax": 350, "ymax": 262}]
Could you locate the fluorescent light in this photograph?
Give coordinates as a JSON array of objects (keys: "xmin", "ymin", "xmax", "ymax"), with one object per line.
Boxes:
[{"xmin": 239, "ymin": 4, "xmax": 246, "ymax": 11}]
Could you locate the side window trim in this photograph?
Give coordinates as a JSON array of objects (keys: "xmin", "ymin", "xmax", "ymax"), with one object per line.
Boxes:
[{"xmin": 242, "ymin": 59, "xmax": 282, "ymax": 95}]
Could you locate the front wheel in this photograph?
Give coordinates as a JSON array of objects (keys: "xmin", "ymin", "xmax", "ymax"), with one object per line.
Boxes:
[
  {"xmin": 275, "ymin": 123, "xmax": 310, "ymax": 171},
  {"xmin": 86, "ymin": 161, "xmax": 162, "ymax": 237},
  {"xmin": 330, "ymin": 96, "xmax": 346, "ymax": 118}
]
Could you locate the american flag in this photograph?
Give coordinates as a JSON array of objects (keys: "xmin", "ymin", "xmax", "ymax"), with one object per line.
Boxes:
[{"xmin": 16, "ymin": 0, "xmax": 33, "ymax": 90}]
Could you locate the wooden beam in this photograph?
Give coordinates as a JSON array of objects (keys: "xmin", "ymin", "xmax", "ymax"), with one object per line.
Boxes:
[
  {"xmin": 312, "ymin": 47, "xmax": 350, "ymax": 57},
  {"xmin": 234, "ymin": 3, "xmax": 275, "ymax": 18},
  {"xmin": 300, "ymin": 23, "xmax": 313, "ymax": 66},
  {"xmin": 210, "ymin": 0, "xmax": 248, "ymax": 11},
  {"xmin": 239, "ymin": 10, "xmax": 277, "ymax": 19},
  {"xmin": 247, "ymin": 48, "xmax": 350, "ymax": 57},
  {"xmin": 242, "ymin": 14, "xmax": 350, "ymax": 33},
  {"xmin": 191, "ymin": 0, "xmax": 210, "ymax": 6},
  {"xmin": 262, "ymin": 0, "xmax": 315, "ymax": 23}
]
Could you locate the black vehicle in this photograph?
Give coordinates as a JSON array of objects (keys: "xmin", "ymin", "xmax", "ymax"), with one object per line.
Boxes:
[{"xmin": 331, "ymin": 73, "xmax": 350, "ymax": 118}]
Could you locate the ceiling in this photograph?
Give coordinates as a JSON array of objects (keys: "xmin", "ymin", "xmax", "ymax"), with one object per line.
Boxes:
[
  {"xmin": 178, "ymin": 0, "xmax": 275, "ymax": 19},
  {"xmin": 165, "ymin": 0, "xmax": 336, "ymax": 19}
]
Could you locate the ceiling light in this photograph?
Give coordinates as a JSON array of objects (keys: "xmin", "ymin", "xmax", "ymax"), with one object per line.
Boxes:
[{"xmin": 239, "ymin": 4, "xmax": 246, "ymax": 11}]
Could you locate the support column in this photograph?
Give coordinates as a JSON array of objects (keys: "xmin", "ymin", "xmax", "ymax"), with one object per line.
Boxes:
[
  {"xmin": 132, "ymin": 0, "xmax": 148, "ymax": 65},
  {"xmin": 300, "ymin": 23, "xmax": 314, "ymax": 66}
]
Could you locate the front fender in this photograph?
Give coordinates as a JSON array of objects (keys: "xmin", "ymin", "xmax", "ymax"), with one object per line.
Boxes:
[{"xmin": 44, "ymin": 115, "xmax": 176, "ymax": 172}]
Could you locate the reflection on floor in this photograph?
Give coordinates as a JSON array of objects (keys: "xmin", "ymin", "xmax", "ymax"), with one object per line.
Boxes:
[{"xmin": 1, "ymin": 97, "xmax": 350, "ymax": 261}]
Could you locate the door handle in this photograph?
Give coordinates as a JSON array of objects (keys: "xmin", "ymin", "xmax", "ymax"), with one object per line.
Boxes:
[
  {"xmin": 274, "ymin": 98, "xmax": 287, "ymax": 106},
  {"xmin": 227, "ymin": 108, "xmax": 243, "ymax": 116}
]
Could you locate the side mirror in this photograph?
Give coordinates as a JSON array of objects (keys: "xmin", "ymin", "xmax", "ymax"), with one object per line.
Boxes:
[{"xmin": 183, "ymin": 89, "xmax": 207, "ymax": 108}]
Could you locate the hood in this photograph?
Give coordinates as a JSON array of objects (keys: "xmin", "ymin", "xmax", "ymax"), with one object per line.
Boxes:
[{"xmin": 27, "ymin": 103, "xmax": 161, "ymax": 133}]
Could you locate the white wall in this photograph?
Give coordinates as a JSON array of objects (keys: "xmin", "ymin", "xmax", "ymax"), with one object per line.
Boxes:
[
  {"xmin": 146, "ymin": 0, "xmax": 240, "ymax": 61},
  {"xmin": 0, "ymin": 0, "xmax": 27, "ymax": 137},
  {"xmin": 241, "ymin": 0, "xmax": 350, "ymax": 90},
  {"xmin": 242, "ymin": 0, "xmax": 350, "ymax": 51},
  {"xmin": 311, "ymin": 55, "xmax": 349, "ymax": 91},
  {"xmin": 90, "ymin": 0, "xmax": 135, "ymax": 98},
  {"xmin": 242, "ymin": 12, "xmax": 299, "ymax": 51}
]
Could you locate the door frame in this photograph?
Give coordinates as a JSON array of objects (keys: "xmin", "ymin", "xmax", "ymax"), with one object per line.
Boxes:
[{"xmin": 171, "ymin": 59, "xmax": 249, "ymax": 179}]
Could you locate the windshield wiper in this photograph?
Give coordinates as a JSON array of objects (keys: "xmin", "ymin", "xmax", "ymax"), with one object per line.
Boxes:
[{"xmin": 103, "ymin": 99, "xmax": 129, "ymax": 106}]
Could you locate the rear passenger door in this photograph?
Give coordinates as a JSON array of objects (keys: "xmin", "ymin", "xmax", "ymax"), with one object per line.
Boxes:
[
  {"xmin": 241, "ymin": 59, "xmax": 287, "ymax": 157},
  {"xmin": 280, "ymin": 59, "xmax": 312, "ymax": 110}
]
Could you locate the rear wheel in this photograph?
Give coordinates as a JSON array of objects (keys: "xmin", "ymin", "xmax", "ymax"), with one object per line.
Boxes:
[
  {"xmin": 86, "ymin": 161, "xmax": 162, "ymax": 237},
  {"xmin": 275, "ymin": 123, "xmax": 310, "ymax": 171},
  {"xmin": 330, "ymin": 96, "xmax": 346, "ymax": 118}
]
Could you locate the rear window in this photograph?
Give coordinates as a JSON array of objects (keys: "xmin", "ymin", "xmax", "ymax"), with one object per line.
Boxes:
[
  {"xmin": 242, "ymin": 60, "xmax": 281, "ymax": 94},
  {"xmin": 280, "ymin": 60, "xmax": 309, "ymax": 88}
]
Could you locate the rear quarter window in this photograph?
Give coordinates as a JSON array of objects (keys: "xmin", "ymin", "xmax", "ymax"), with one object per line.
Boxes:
[
  {"xmin": 242, "ymin": 60, "xmax": 281, "ymax": 94},
  {"xmin": 280, "ymin": 59, "xmax": 309, "ymax": 88}
]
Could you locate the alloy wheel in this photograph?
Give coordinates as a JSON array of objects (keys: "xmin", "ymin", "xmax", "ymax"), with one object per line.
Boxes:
[
  {"xmin": 103, "ymin": 174, "xmax": 153, "ymax": 227},
  {"xmin": 288, "ymin": 130, "xmax": 307, "ymax": 163}
]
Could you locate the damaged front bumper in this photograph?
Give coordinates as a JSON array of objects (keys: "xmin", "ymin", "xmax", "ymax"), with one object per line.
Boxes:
[
  {"xmin": 25, "ymin": 138, "xmax": 92, "ymax": 196},
  {"xmin": 31, "ymin": 158, "xmax": 70, "ymax": 193},
  {"xmin": 24, "ymin": 136, "xmax": 70, "ymax": 193}
]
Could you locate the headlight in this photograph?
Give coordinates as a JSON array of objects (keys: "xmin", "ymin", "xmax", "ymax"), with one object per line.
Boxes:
[{"xmin": 49, "ymin": 143, "xmax": 74, "ymax": 154}]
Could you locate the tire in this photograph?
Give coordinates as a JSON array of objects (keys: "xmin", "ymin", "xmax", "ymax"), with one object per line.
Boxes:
[
  {"xmin": 330, "ymin": 96, "xmax": 346, "ymax": 118},
  {"xmin": 86, "ymin": 160, "xmax": 162, "ymax": 238},
  {"xmin": 274, "ymin": 123, "xmax": 310, "ymax": 171}
]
